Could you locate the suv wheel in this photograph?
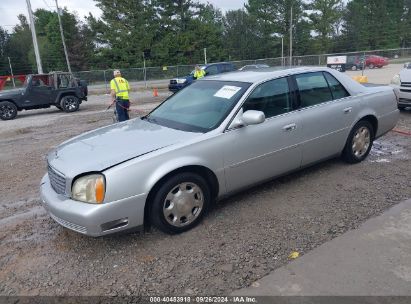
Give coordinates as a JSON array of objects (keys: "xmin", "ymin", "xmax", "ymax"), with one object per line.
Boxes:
[
  {"xmin": 0, "ymin": 101, "xmax": 18, "ymax": 120},
  {"xmin": 60, "ymin": 95, "xmax": 80, "ymax": 112}
]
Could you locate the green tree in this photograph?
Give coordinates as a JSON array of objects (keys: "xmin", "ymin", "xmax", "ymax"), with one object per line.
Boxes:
[
  {"xmin": 342, "ymin": 0, "xmax": 406, "ymax": 51},
  {"xmin": 5, "ymin": 15, "xmax": 35, "ymax": 75},
  {"xmin": 308, "ymin": 0, "xmax": 344, "ymax": 53},
  {"xmin": 246, "ymin": 0, "xmax": 312, "ymax": 58},
  {"xmin": 223, "ymin": 9, "xmax": 261, "ymax": 60},
  {"xmin": 92, "ymin": 0, "xmax": 157, "ymax": 67}
]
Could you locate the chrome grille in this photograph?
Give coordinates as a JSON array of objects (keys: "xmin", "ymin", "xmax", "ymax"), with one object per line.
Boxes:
[
  {"xmin": 401, "ymin": 82, "xmax": 411, "ymax": 87},
  {"xmin": 48, "ymin": 165, "xmax": 66, "ymax": 194},
  {"xmin": 50, "ymin": 213, "xmax": 87, "ymax": 234}
]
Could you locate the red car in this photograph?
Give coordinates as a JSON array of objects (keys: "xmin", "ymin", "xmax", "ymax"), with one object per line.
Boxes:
[{"xmin": 365, "ymin": 55, "xmax": 389, "ymax": 69}]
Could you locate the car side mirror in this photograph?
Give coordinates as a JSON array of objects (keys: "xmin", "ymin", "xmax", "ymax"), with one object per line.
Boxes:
[
  {"xmin": 242, "ymin": 110, "xmax": 265, "ymax": 125},
  {"xmin": 229, "ymin": 109, "xmax": 265, "ymax": 129}
]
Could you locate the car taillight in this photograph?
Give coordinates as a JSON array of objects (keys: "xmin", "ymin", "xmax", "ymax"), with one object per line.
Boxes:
[{"xmin": 393, "ymin": 89, "xmax": 400, "ymax": 103}]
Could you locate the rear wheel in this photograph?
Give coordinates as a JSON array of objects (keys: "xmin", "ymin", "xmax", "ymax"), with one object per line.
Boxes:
[
  {"xmin": 0, "ymin": 101, "xmax": 18, "ymax": 120},
  {"xmin": 342, "ymin": 120, "xmax": 374, "ymax": 163},
  {"xmin": 368, "ymin": 63, "xmax": 375, "ymax": 69},
  {"xmin": 150, "ymin": 172, "xmax": 211, "ymax": 234},
  {"xmin": 60, "ymin": 95, "xmax": 80, "ymax": 112}
]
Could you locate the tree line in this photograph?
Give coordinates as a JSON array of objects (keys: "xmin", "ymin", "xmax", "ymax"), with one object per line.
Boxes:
[{"xmin": 1, "ymin": 0, "xmax": 411, "ymax": 76}]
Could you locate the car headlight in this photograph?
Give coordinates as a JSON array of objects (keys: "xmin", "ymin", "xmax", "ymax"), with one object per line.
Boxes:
[
  {"xmin": 391, "ymin": 74, "xmax": 401, "ymax": 86},
  {"xmin": 176, "ymin": 78, "xmax": 187, "ymax": 84},
  {"xmin": 72, "ymin": 174, "xmax": 105, "ymax": 204}
]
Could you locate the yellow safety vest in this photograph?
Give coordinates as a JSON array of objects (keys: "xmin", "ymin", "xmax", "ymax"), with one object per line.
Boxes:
[
  {"xmin": 194, "ymin": 69, "xmax": 206, "ymax": 79},
  {"xmin": 110, "ymin": 77, "xmax": 130, "ymax": 99}
]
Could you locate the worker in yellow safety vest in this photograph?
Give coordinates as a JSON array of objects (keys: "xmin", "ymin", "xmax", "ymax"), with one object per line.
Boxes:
[
  {"xmin": 193, "ymin": 65, "xmax": 206, "ymax": 79},
  {"xmin": 110, "ymin": 69, "xmax": 131, "ymax": 122}
]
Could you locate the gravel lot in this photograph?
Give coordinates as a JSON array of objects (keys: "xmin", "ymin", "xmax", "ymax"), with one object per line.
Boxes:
[{"xmin": 0, "ymin": 80, "xmax": 411, "ymax": 296}]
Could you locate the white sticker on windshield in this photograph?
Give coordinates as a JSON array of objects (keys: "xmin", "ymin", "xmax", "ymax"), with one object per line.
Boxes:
[{"xmin": 214, "ymin": 85, "xmax": 242, "ymax": 99}]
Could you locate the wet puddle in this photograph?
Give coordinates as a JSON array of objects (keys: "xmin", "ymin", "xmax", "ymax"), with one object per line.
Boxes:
[{"xmin": 368, "ymin": 137, "xmax": 410, "ymax": 163}]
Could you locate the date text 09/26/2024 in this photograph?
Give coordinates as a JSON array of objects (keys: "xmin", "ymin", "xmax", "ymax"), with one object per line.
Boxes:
[{"xmin": 149, "ymin": 296, "xmax": 257, "ymax": 303}]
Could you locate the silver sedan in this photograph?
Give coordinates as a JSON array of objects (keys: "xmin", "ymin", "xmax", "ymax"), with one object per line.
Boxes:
[{"xmin": 40, "ymin": 67, "xmax": 399, "ymax": 236}]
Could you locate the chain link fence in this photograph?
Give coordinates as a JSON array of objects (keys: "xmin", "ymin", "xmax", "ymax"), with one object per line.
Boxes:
[
  {"xmin": 2, "ymin": 48, "xmax": 411, "ymax": 91},
  {"xmin": 73, "ymin": 47, "xmax": 411, "ymax": 88}
]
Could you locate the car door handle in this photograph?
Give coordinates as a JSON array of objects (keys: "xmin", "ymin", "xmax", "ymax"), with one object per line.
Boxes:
[
  {"xmin": 343, "ymin": 107, "xmax": 353, "ymax": 113},
  {"xmin": 282, "ymin": 123, "xmax": 297, "ymax": 131}
]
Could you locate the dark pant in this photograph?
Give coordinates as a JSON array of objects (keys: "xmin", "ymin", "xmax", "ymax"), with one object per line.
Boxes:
[{"xmin": 115, "ymin": 98, "xmax": 130, "ymax": 122}]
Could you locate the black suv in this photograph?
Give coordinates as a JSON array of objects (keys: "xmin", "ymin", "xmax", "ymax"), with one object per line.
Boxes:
[{"xmin": 0, "ymin": 72, "xmax": 88, "ymax": 120}]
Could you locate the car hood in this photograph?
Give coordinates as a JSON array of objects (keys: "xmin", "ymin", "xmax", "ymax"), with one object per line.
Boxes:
[
  {"xmin": 47, "ymin": 118, "xmax": 199, "ymax": 178},
  {"xmin": 0, "ymin": 88, "xmax": 24, "ymax": 98},
  {"xmin": 400, "ymin": 69, "xmax": 411, "ymax": 82}
]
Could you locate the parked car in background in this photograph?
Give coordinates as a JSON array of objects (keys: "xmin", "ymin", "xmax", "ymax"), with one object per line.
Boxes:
[
  {"xmin": 168, "ymin": 62, "xmax": 236, "ymax": 92},
  {"xmin": 239, "ymin": 64, "xmax": 270, "ymax": 71},
  {"xmin": 391, "ymin": 62, "xmax": 411, "ymax": 110},
  {"xmin": 346, "ymin": 56, "xmax": 364, "ymax": 71},
  {"xmin": 41, "ymin": 67, "xmax": 399, "ymax": 237},
  {"xmin": 365, "ymin": 55, "xmax": 389, "ymax": 69},
  {"xmin": 0, "ymin": 72, "xmax": 88, "ymax": 120}
]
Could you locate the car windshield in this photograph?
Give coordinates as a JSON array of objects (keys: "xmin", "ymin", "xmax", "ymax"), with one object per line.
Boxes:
[{"xmin": 144, "ymin": 80, "xmax": 251, "ymax": 132}]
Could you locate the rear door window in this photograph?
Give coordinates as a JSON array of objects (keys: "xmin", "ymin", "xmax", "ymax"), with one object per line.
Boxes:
[
  {"xmin": 323, "ymin": 72, "xmax": 350, "ymax": 100},
  {"xmin": 295, "ymin": 72, "xmax": 333, "ymax": 107}
]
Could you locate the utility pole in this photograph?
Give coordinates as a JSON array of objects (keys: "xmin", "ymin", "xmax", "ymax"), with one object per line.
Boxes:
[
  {"xmin": 142, "ymin": 52, "xmax": 147, "ymax": 88},
  {"xmin": 8, "ymin": 57, "xmax": 16, "ymax": 88},
  {"xmin": 289, "ymin": 6, "xmax": 293, "ymax": 67},
  {"xmin": 26, "ymin": 0, "xmax": 43, "ymax": 74},
  {"xmin": 204, "ymin": 48, "xmax": 207, "ymax": 65},
  {"xmin": 55, "ymin": 0, "xmax": 72, "ymax": 73}
]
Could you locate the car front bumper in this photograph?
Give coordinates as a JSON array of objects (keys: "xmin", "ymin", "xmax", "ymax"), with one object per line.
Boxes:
[
  {"xmin": 40, "ymin": 174, "xmax": 147, "ymax": 237},
  {"xmin": 395, "ymin": 86, "xmax": 411, "ymax": 107},
  {"xmin": 168, "ymin": 83, "xmax": 187, "ymax": 92}
]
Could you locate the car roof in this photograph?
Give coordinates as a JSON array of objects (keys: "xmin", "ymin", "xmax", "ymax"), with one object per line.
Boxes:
[
  {"xmin": 202, "ymin": 66, "xmax": 334, "ymax": 84},
  {"xmin": 204, "ymin": 62, "xmax": 232, "ymax": 67}
]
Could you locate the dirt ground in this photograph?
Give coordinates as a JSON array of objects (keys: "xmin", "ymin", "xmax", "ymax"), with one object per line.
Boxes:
[{"xmin": 0, "ymin": 87, "xmax": 411, "ymax": 296}]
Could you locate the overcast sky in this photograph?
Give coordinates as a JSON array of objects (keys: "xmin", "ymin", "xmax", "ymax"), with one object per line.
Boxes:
[{"xmin": 0, "ymin": 0, "xmax": 247, "ymax": 30}]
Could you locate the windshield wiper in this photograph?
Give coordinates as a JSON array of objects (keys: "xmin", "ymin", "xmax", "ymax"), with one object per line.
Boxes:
[{"xmin": 144, "ymin": 116, "xmax": 158, "ymax": 124}]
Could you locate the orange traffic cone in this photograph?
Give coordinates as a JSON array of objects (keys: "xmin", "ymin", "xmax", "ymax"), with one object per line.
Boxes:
[{"xmin": 153, "ymin": 88, "xmax": 159, "ymax": 97}]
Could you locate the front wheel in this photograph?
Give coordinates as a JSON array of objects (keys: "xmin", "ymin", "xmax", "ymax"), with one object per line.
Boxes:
[
  {"xmin": 150, "ymin": 172, "xmax": 211, "ymax": 234},
  {"xmin": 342, "ymin": 120, "xmax": 374, "ymax": 163},
  {"xmin": 60, "ymin": 95, "xmax": 80, "ymax": 112},
  {"xmin": 0, "ymin": 101, "xmax": 18, "ymax": 120}
]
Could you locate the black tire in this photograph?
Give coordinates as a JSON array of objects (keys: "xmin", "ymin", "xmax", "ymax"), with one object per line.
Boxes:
[
  {"xmin": 60, "ymin": 95, "xmax": 80, "ymax": 113},
  {"xmin": 56, "ymin": 105, "xmax": 63, "ymax": 111},
  {"xmin": 0, "ymin": 101, "xmax": 18, "ymax": 120},
  {"xmin": 150, "ymin": 172, "xmax": 211, "ymax": 234},
  {"xmin": 342, "ymin": 120, "xmax": 374, "ymax": 163},
  {"xmin": 368, "ymin": 63, "xmax": 375, "ymax": 69}
]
